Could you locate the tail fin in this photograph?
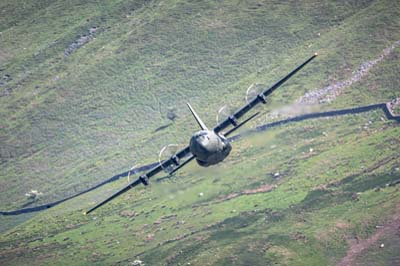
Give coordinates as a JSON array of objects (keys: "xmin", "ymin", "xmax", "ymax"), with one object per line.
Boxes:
[{"xmin": 187, "ymin": 103, "xmax": 208, "ymax": 130}]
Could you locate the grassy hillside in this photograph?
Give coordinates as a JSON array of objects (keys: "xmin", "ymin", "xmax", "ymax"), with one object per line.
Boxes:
[{"xmin": 0, "ymin": 0, "xmax": 399, "ymax": 265}]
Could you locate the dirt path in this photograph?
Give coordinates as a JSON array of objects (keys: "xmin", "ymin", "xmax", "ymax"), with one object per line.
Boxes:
[{"xmin": 338, "ymin": 205, "xmax": 400, "ymax": 266}]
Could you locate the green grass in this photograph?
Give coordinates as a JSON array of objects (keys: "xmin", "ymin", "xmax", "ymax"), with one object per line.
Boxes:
[
  {"xmin": 1, "ymin": 0, "xmax": 398, "ymax": 211},
  {"xmin": 1, "ymin": 0, "xmax": 400, "ymax": 265},
  {"xmin": 2, "ymin": 110, "xmax": 399, "ymax": 265}
]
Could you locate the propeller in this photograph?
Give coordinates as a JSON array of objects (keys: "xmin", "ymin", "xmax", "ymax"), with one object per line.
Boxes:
[
  {"xmin": 245, "ymin": 83, "xmax": 265, "ymax": 104},
  {"xmin": 216, "ymin": 83, "xmax": 265, "ymax": 129},
  {"xmin": 216, "ymin": 104, "xmax": 236, "ymax": 125},
  {"xmin": 127, "ymin": 164, "xmax": 138, "ymax": 184},
  {"xmin": 158, "ymin": 144, "xmax": 183, "ymax": 174}
]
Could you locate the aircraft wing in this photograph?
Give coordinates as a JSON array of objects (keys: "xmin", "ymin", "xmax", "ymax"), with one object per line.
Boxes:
[
  {"xmin": 85, "ymin": 146, "xmax": 192, "ymax": 214},
  {"xmin": 213, "ymin": 53, "xmax": 318, "ymax": 134},
  {"xmin": 85, "ymin": 54, "xmax": 317, "ymax": 214}
]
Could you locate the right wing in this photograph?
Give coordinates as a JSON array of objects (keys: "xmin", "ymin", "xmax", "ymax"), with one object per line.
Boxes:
[{"xmin": 85, "ymin": 146, "xmax": 192, "ymax": 214}]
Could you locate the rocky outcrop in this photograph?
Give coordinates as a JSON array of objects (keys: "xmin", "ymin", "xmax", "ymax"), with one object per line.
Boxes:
[
  {"xmin": 298, "ymin": 40, "xmax": 400, "ymax": 104},
  {"xmin": 64, "ymin": 27, "xmax": 98, "ymax": 57}
]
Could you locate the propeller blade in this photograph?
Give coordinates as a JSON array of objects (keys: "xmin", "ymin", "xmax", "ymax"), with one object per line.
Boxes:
[
  {"xmin": 216, "ymin": 104, "xmax": 235, "ymax": 124},
  {"xmin": 85, "ymin": 178, "xmax": 142, "ymax": 215},
  {"xmin": 245, "ymin": 83, "xmax": 265, "ymax": 104},
  {"xmin": 159, "ymin": 144, "xmax": 181, "ymax": 173}
]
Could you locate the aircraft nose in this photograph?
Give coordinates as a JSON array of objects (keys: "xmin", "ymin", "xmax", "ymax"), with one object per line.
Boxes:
[{"xmin": 197, "ymin": 135, "xmax": 207, "ymax": 144}]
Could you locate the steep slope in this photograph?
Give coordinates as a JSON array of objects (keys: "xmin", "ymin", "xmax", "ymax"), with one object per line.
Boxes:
[
  {"xmin": 2, "ymin": 0, "xmax": 398, "ymax": 211},
  {"xmin": 0, "ymin": 0, "xmax": 399, "ymax": 265}
]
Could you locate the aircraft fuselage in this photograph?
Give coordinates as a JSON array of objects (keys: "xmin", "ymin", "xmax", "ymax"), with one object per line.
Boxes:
[{"xmin": 189, "ymin": 130, "xmax": 232, "ymax": 167}]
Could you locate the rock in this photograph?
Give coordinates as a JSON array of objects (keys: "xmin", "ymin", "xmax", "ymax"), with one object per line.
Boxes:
[
  {"xmin": 167, "ymin": 109, "xmax": 177, "ymax": 121},
  {"xmin": 351, "ymin": 193, "xmax": 359, "ymax": 201},
  {"xmin": 145, "ymin": 234, "xmax": 154, "ymax": 242},
  {"xmin": 25, "ymin": 189, "xmax": 43, "ymax": 200},
  {"xmin": 120, "ymin": 210, "xmax": 137, "ymax": 218},
  {"xmin": 131, "ymin": 259, "xmax": 144, "ymax": 266},
  {"xmin": 64, "ymin": 27, "xmax": 98, "ymax": 56},
  {"xmin": 297, "ymin": 41, "xmax": 400, "ymax": 104},
  {"xmin": 89, "ymin": 27, "xmax": 97, "ymax": 34}
]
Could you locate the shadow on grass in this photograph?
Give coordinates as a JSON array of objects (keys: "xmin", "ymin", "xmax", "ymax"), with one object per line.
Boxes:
[
  {"xmin": 2, "ymin": 102, "xmax": 399, "ymax": 216},
  {"xmin": 299, "ymin": 170, "xmax": 400, "ymax": 212}
]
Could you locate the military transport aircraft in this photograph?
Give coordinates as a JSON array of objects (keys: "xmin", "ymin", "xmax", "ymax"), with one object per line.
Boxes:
[{"xmin": 85, "ymin": 53, "xmax": 318, "ymax": 214}]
